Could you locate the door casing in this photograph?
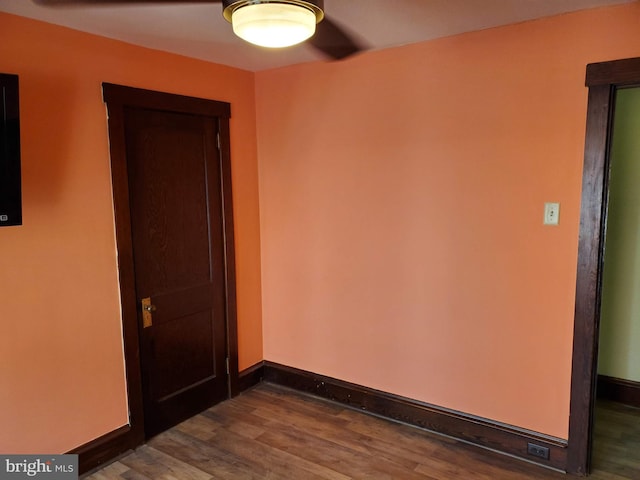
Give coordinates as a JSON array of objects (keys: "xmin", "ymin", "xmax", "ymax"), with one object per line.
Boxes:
[
  {"xmin": 102, "ymin": 83, "xmax": 241, "ymax": 447},
  {"xmin": 567, "ymin": 57, "xmax": 640, "ymax": 475}
]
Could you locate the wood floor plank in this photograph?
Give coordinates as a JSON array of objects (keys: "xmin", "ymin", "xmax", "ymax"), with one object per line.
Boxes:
[
  {"xmin": 84, "ymin": 461, "xmax": 130, "ymax": 479},
  {"xmin": 240, "ymin": 385, "xmax": 449, "ymax": 471},
  {"xmin": 591, "ymin": 400, "xmax": 640, "ymax": 479},
  {"xmin": 249, "ymin": 384, "xmax": 347, "ymax": 416},
  {"xmin": 415, "ymin": 455, "xmax": 500, "ymax": 480},
  {"xmin": 119, "ymin": 470, "xmax": 152, "ymax": 480},
  {"xmin": 157, "ymin": 422, "xmax": 345, "ymax": 480},
  {"xmin": 208, "ymin": 423, "xmax": 350, "ymax": 480},
  {"xmin": 422, "ymin": 443, "xmax": 562, "ymax": 480},
  {"xmin": 118, "ymin": 446, "xmax": 213, "ymax": 480},
  {"xmin": 250, "ymin": 399, "xmax": 409, "ymax": 455},
  {"xmin": 173, "ymin": 414, "xmax": 221, "ymax": 442},
  {"xmin": 83, "ymin": 383, "xmax": 640, "ymax": 479},
  {"xmin": 149, "ymin": 429, "xmax": 258, "ymax": 480},
  {"xmin": 255, "ymin": 424, "xmax": 430, "ymax": 479},
  {"xmin": 252, "ymin": 404, "xmax": 427, "ymax": 471},
  {"xmin": 337, "ymin": 406, "xmax": 460, "ymax": 457},
  {"xmin": 200, "ymin": 403, "xmax": 268, "ymax": 440}
]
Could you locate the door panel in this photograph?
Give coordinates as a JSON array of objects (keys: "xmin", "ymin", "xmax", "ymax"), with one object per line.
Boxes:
[
  {"xmin": 151, "ymin": 311, "xmax": 214, "ymax": 400},
  {"xmin": 123, "ymin": 106, "xmax": 228, "ymax": 437}
]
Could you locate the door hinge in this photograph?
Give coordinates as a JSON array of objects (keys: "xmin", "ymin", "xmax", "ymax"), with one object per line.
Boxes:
[
  {"xmin": 225, "ymin": 357, "xmax": 230, "ymax": 375},
  {"xmin": 216, "ymin": 132, "xmax": 221, "ymax": 150}
]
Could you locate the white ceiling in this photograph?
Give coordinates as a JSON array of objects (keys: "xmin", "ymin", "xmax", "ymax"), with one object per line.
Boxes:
[{"xmin": 0, "ymin": 0, "xmax": 634, "ymax": 71}]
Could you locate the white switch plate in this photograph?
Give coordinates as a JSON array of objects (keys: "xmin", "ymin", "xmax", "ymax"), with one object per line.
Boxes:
[{"xmin": 544, "ymin": 202, "xmax": 560, "ymax": 225}]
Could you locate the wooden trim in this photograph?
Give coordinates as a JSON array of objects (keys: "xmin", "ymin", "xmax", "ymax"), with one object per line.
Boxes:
[
  {"xmin": 217, "ymin": 116, "xmax": 241, "ymax": 398},
  {"xmin": 263, "ymin": 362, "xmax": 568, "ymax": 471},
  {"xmin": 569, "ymin": 56, "xmax": 640, "ymax": 476},
  {"xmin": 586, "ymin": 57, "xmax": 640, "ymax": 87},
  {"xmin": 102, "ymin": 84, "xmax": 147, "ymax": 449},
  {"xmin": 597, "ymin": 375, "xmax": 640, "ymax": 407},
  {"xmin": 69, "ymin": 425, "xmax": 133, "ymax": 475},
  {"xmin": 237, "ymin": 362, "xmax": 265, "ymax": 393},
  {"xmin": 567, "ymin": 83, "xmax": 614, "ymax": 476},
  {"xmin": 102, "ymin": 83, "xmax": 230, "ymax": 118}
]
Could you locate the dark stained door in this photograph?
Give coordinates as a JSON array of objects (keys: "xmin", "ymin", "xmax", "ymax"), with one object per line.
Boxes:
[{"xmin": 123, "ymin": 106, "xmax": 228, "ymax": 437}]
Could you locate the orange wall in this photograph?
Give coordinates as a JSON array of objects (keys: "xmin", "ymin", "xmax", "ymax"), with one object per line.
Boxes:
[
  {"xmin": 256, "ymin": 3, "xmax": 640, "ymax": 440},
  {"xmin": 0, "ymin": 13, "xmax": 262, "ymax": 453}
]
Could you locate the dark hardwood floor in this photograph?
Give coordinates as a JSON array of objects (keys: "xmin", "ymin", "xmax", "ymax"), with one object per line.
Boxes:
[
  {"xmin": 590, "ymin": 400, "xmax": 640, "ymax": 479},
  {"xmin": 84, "ymin": 384, "xmax": 640, "ymax": 479}
]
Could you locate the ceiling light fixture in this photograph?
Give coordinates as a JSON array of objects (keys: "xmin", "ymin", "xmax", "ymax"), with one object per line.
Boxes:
[{"xmin": 223, "ymin": 0, "xmax": 324, "ymax": 49}]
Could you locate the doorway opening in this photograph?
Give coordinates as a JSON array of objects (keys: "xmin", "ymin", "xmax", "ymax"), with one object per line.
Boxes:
[{"xmin": 591, "ymin": 85, "xmax": 640, "ymax": 476}]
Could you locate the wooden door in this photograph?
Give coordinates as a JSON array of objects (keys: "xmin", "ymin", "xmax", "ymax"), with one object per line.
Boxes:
[{"xmin": 104, "ymin": 84, "xmax": 236, "ymax": 440}]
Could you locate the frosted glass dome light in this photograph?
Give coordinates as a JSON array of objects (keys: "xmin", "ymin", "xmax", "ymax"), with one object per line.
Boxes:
[{"xmin": 225, "ymin": 2, "xmax": 322, "ymax": 49}]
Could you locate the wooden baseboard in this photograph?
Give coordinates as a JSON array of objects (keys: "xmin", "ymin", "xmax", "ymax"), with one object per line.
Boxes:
[
  {"xmin": 72, "ymin": 362, "xmax": 569, "ymax": 474},
  {"xmin": 597, "ymin": 374, "xmax": 640, "ymax": 407},
  {"xmin": 69, "ymin": 425, "xmax": 139, "ymax": 475},
  {"xmin": 237, "ymin": 362, "xmax": 265, "ymax": 393},
  {"xmin": 263, "ymin": 361, "xmax": 568, "ymax": 472}
]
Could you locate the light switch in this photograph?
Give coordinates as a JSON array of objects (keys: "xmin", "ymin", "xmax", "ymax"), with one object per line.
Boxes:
[{"xmin": 544, "ymin": 202, "xmax": 560, "ymax": 225}]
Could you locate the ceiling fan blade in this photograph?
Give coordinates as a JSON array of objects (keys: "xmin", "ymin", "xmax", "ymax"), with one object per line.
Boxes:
[
  {"xmin": 309, "ymin": 15, "xmax": 364, "ymax": 60},
  {"xmin": 33, "ymin": 0, "xmax": 220, "ymax": 5}
]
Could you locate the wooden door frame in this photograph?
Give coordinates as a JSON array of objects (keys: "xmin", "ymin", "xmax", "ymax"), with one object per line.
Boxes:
[
  {"xmin": 102, "ymin": 83, "xmax": 241, "ymax": 447},
  {"xmin": 567, "ymin": 57, "xmax": 640, "ymax": 475}
]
